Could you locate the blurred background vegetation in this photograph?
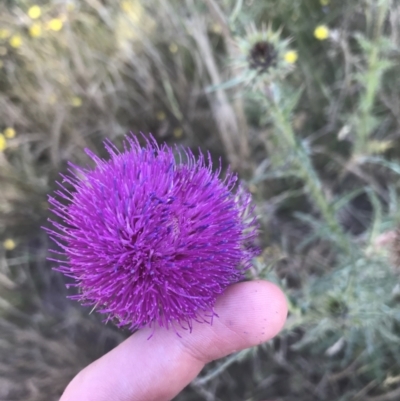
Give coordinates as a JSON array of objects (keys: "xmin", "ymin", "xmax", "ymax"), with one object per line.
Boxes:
[{"xmin": 1, "ymin": 0, "xmax": 400, "ymax": 400}]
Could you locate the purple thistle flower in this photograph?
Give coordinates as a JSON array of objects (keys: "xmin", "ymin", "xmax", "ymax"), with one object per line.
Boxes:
[{"xmin": 45, "ymin": 135, "xmax": 259, "ymax": 333}]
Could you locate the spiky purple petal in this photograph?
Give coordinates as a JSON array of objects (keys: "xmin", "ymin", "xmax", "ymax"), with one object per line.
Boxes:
[{"xmin": 45, "ymin": 135, "xmax": 258, "ymax": 332}]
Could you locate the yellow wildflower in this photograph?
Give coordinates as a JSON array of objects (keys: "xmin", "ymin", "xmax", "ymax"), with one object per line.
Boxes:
[
  {"xmin": 121, "ymin": 0, "xmax": 134, "ymax": 12},
  {"xmin": 314, "ymin": 25, "xmax": 330, "ymax": 40},
  {"xmin": 48, "ymin": 94, "xmax": 57, "ymax": 104},
  {"xmin": 71, "ymin": 96, "xmax": 82, "ymax": 107},
  {"xmin": 28, "ymin": 5, "xmax": 42, "ymax": 19},
  {"xmin": 156, "ymin": 111, "xmax": 166, "ymax": 121},
  {"xmin": 367, "ymin": 140, "xmax": 393, "ymax": 154},
  {"xmin": 173, "ymin": 127, "xmax": 183, "ymax": 138},
  {"xmin": 9, "ymin": 35, "xmax": 22, "ymax": 48},
  {"xmin": 48, "ymin": 18, "xmax": 63, "ymax": 31},
  {"xmin": 3, "ymin": 239, "xmax": 16, "ymax": 251},
  {"xmin": 168, "ymin": 43, "xmax": 178, "ymax": 54},
  {"xmin": 284, "ymin": 50, "xmax": 298, "ymax": 64},
  {"xmin": 29, "ymin": 23, "xmax": 42, "ymax": 38},
  {"xmin": 119, "ymin": 0, "xmax": 145, "ymax": 30},
  {"xmin": 320, "ymin": 0, "xmax": 330, "ymax": 5},
  {"xmin": 0, "ymin": 29, "xmax": 10, "ymax": 40},
  {"xmin": 0, "ymin": 134, "xmax": 7, "ymax": 151},
  {"xmin": 211, "ymin": 23, "xmax": 222, "ymax": 34},
  {"xmin": 4, "ymin": 128, "xmax": 15, "ymax": 139}
]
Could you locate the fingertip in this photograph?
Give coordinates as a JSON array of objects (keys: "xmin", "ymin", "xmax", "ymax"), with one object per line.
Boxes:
[
  {"xmin": 254, "ymin": 280, "xmax": 288, "ymax": 339},
  {"xmin": 180, "ymin": 280, "xmax": 288, "ymax": 362},
  {"xmin": 220, "ymin": 280, "xmax": 287, "ymax": 343}
]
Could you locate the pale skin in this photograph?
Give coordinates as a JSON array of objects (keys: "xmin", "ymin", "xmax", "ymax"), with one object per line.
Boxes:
[{"xmin": 60, "ymin": 280, "xmax": 288, "ymax": 401}]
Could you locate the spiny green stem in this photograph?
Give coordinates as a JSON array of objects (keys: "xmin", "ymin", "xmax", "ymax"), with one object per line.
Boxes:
[
  {"xmin": 269, "ymin": 100, "xmax": 348, "ymax": 251},
  {"xmin": 355, "ymin": 0, "xmax": 390, "ymax": 154}
]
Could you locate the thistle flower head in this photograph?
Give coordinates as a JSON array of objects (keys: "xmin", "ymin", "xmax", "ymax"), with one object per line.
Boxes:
[
  {"xmin": 248, "ymin": 40, "xmax": 278, "ymax": 73},
  {"xmin": 46, "ymin": 135, "xmax": 258, "ymax": 332},
  {"xmin": 235, "ymin": 24, "xmax": 296, "ymax": 87}
]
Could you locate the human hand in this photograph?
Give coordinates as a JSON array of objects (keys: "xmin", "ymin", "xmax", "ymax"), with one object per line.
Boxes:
[{"xmin": 60, "ymin": 280, "xmax": 287, "ymax": 401}]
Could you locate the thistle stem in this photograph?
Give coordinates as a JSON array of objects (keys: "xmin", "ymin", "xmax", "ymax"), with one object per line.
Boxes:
[
  {"xmin": 355, "ymin": 0, "xmax": 390, "ymax": 155},
  {"xmin": 268, "ymin": 97, "xmax": 348, "ymax": 250}
]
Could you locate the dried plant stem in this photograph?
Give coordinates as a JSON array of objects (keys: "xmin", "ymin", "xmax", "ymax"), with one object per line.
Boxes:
[
  {"xmin": 365, "ymin": 386, "xmax": 400, "ymax": 401},
  {"xmin": 204, "ymin": 0, "xmax": 251, "ymax": 169},
  {"xmin": 191, "ymin": 0, "xmax": 250, "ymax": 172},
  {"xmin": 203, "ymin": 0, "xmax": 232, "ymax": 43}
]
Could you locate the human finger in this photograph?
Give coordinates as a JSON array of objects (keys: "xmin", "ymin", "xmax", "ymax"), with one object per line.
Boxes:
[{"xmin": 60, "ymin": 280, "xmax": 287, "ymax": 401}]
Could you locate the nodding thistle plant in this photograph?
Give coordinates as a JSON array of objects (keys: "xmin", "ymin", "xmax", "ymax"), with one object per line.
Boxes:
[
  {"xmin": 235, "ymin": 24, "xmax": 296, "ymax": 87},
  {"xmin": 45, "ymin": 135, "xmax": 259, "ymax": 333},
  {"xmin": 235, "ymin": 24, "xmax": 346, "ymax": 248}
]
